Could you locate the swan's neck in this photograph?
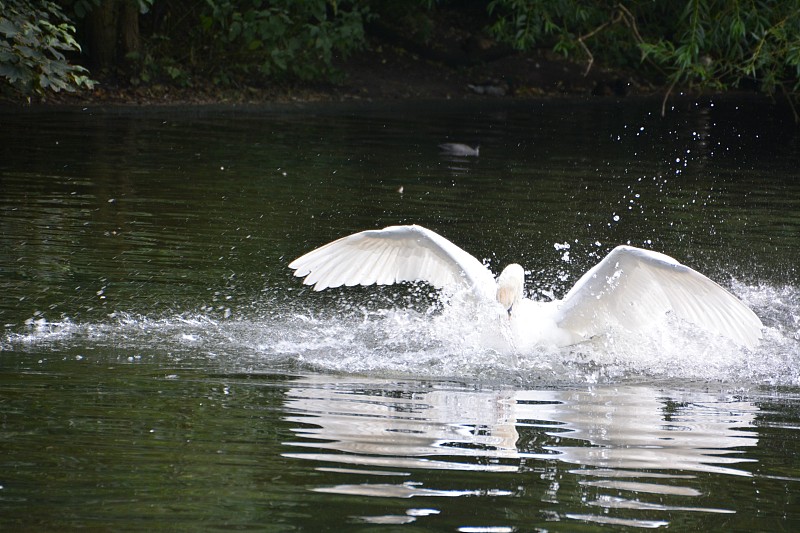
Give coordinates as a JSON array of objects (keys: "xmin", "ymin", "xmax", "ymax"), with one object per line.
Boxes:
[{"xmin": 496, "ymin": 264, "xmax": 525, "ymax": 316}]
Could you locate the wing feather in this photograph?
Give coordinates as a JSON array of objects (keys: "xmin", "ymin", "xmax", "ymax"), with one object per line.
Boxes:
[
  {"xmin": 555, "ymin": 246, "xmax": 762, "ymax": 347},
  {"xmin": 358, "ymin": 244, "xmax": 386, "ymax": 286},
  {"xmin": 288, "ymin": 225, "xmax": 496, "ymax": 299}
]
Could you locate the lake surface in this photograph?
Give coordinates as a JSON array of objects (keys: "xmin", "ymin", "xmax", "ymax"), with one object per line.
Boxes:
[{"xmin": 1, "ymin": 98, "xmax": 799, "ymax": 530}]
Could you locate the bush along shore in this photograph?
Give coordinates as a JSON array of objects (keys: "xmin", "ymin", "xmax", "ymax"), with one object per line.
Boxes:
[{"xmin": 2, "ymin": 1, "xmax": 799, "ymax": 118}]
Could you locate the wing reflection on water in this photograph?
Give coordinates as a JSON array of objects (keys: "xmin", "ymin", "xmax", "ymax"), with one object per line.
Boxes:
[
  {"xmin": 282, "ymin": 375, "xmax": 758, "ymax": 526},
  {"xmin": 527, "ymin": 387, "xmax": 758, "ymax": 476},
  {"xmin": 283, "ymin": 376, "xmax": 528, "ymax": 470}
]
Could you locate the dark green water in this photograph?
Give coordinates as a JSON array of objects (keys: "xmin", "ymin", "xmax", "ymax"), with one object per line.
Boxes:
[{"xmin": 1, "ymin": 99, "xmax": 799, "ymax": 530}]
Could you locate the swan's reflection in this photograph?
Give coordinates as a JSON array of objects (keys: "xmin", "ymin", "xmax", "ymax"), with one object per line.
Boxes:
[
  {"xmin": 282, "ymin": 375, "xmax": 758, "ymax": 526},
  {"xmin": 283, "ymin": 376, "xmax": 525, "ymax": 470},
  {"xmin": 522, "ymin": 386, "xmax": 758, "ymax": 476},
  {"xmin": 284, "ymin": 375, "xmax": 757, "ymax": 474}
]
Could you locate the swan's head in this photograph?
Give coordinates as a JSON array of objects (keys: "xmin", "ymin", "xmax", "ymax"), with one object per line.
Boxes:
[{"xmin": 496, "ymin": 263, "xmax": 524, "ymax": 317}]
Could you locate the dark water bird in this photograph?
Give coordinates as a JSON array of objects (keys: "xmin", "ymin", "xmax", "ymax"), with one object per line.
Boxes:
[{"xmin": 438, "ymin": 143, "xmax": 480, "ymax": 157}]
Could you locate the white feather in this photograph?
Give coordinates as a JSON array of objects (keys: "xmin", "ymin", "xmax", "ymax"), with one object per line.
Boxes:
[
  {"xmin": 555, "ymin": 246, "xmax": 763, "ymax": 348},
  {"xmin": 288, "ymin": 225, "xmax": 497, "ymax": 300}
]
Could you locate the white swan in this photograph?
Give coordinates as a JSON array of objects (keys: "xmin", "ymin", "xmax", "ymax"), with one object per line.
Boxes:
[{"xmin": 288, "ymin": 225, "xmax": 763, "ymax": 348}]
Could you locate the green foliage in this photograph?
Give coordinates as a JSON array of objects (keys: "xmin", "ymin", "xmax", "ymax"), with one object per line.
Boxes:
[
  {"xmin": 488, "ymin": 0, "xmax": 603, "ymax": 52},
  {"xmin": 198, "ymin": 0, "xmax": 371, "ymax": 83},
  {"xmin": 487, "ymin": 0, "xmax": 800, "ymax": 100},
  {"xmin": 0, "ymin": 0, "xmax": 94, "ymax": 95},
  {"xmin": 639, "ymin": 0, "xmax": 800, "ymax": 97},
  {"xmin": 5, "ymin": 0, "xmax": 800, "ymax": 104}
]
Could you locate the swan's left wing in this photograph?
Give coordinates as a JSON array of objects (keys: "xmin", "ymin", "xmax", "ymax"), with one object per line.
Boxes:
[
  {"xmin": 288, "ymin": 224, "xmax": 497, "ymax": 299},
  {"xmin": 555, "ymin": 246, "xmax": 763, "ymax": 347}
]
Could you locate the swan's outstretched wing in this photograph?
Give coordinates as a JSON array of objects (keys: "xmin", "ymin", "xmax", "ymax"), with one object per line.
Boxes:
[
  {"xmin": 555, "ymin": 246, "xmax": 763, "ymax": 347},
  {"xmin": 289, "ymin": 225, "xmax": 497, "ymax": 299}
]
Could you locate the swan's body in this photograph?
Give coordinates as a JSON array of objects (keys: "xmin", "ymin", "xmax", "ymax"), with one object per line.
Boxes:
[{"xmin": 289, "ymin": 225, "xmax": 763, "ymax": 348}]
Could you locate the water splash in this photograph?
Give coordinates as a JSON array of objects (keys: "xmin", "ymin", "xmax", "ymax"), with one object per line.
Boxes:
[{"xmin": 3, "ymin": 281, "xmax": 798, "ymax": 386}]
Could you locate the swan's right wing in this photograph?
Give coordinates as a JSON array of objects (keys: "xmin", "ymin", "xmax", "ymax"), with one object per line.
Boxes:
[
  {"xmin": 555, "ymin": 246, "xmax": 763, "ymax": 348},
  {"xmin": 289, "ymin": 225, "xmax": 497, "ymax": 299}
]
